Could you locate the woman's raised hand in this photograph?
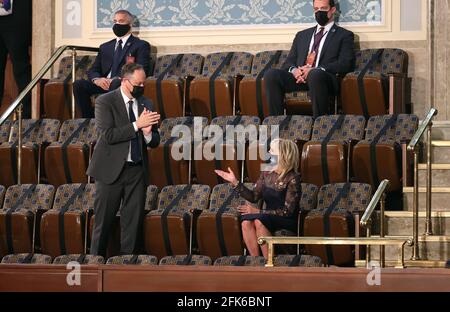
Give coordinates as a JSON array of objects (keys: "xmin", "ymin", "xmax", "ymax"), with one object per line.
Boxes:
[{"xmin": 214, "ymin": 167, "xmax": 238, "ymax": 186}]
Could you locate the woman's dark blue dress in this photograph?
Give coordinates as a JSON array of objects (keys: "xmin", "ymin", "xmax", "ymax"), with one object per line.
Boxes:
[{"xmin": 235, "ymin": 170, "xmax": 301, "ymax": 233}]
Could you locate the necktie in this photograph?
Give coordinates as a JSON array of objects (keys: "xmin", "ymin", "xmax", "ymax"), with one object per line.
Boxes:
[
  {"xmin": 111, "ymin": 39, "xmax": 123, "ymax": 78},
  {"xmin": 128, "ymin": 100, "xmax": 141, "ymax": 163},
  {"xmin": 312, "ymin": 27, "xmax": 325, "ymax": 55}
]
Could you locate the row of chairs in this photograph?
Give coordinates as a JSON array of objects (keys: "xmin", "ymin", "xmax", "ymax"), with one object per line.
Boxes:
[
  {"xmin": 0, "ymin": 182, "xmax": 372, "ymax": 266},
  {"xmin": 1, "ymin": 254, "xmax": 323, "ymax": 267},
  {"xmin": 43, "ymin": 49, "xmax": 409, "ymax": 121},
  {"xmin": 0, "ymin": 114, "xmax": 418, "ymax": 194}
]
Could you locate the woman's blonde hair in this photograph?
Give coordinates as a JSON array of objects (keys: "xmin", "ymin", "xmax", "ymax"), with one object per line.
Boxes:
[{"xmin": 272, "ymin": 138, "xmax": 299, "ymax": 180}]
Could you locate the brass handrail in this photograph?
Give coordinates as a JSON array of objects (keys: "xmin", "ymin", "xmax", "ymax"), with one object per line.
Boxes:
[
  {"xmin": 360, "ymin": 179, "xmax": 390, "ymax": 267},
  {"xmin": 407, "ymin": 108, "xmax": 438, "ymax": 260},
  {"xmin": 258, "ymin": 236, "xmax": 413, "ymax": 269},
  {"xmin": 0, "ymin": 45, "xmax": 99, "ymax": 126},
  {"xmin": 0, "ymin": 45, "xmax": 99, "ymax": 184}
]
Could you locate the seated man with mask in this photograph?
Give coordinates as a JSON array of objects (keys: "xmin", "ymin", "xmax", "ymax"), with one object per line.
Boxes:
[
  {"xmin": 73, "ymin": 9, "xmax": 151, "ymax": 118},
  {"xmin": 264, "ymin": 0, "xmax": 355, "ymax": 118}
]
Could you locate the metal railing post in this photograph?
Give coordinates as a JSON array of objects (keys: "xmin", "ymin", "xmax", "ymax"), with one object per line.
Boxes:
[
  {"xmin": 412, "ymin": 150, "xmax": 420, "ymax": 260},
  {"xmin": 71, "ymin": 48, "xmax": 77, "ymax": 120},
  {"xmin": 425, "ymin": 123, "xmax": 433, "ymax": 235},
  {"xmin": 17, "ymin": 104, "xmax": 23, "ymax": 185}
]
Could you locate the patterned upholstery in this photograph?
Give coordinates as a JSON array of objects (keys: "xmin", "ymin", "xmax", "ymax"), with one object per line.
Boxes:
[
  {"xmin": 148, "ymin": 185, "xmax": 211, "ymax": 218},
  {"xmin": 201, "ymin": 52, "xmax": 253, "ymax": 78},
  {"xmin": 354, "ymin": 49, "xmax": 408, "ymax": 75},
  {"xmin": 51, "ymin": 184, "xmax": 96, "ymax": 213},
  {"xmin": 315, "ymin": 183, "xmax": 372, "ymax": 213},
  {"xmin": 7, "ymin": 119, "xmax": 61, "ymax": 145},
  {"xmin": 159, "ymin": 117, "xmax": 208, "ymax": 143},
  {"xmin": 274, "ymin": 255, "xmax": 324, "ymax": 267},
  {"xmin": 152, "ymin": 54, "xmax": 204, "ymax": 78},
  {"xmin": 208, "ymin": 183, "xmax": 255, "ymax": 216},
  {"xmin": 245, "ymin": 50, "xmax": 290, "ymax": 78},
  {"xmin": 0, "ymin": 120, "xmax": 12, "ymax": 144},
  {"xmin": 145, "ymin": 185, "xmax": 160, "ymax": 212},
  {"xmin": 214, "ymin": 256, "xmax": 266, "ymax": 266},
  {"xmin": 262, "ymin": 116, "xmax": 314, "ymax": 142},
  {"xmin": 362, "ymin": 114, "xmax": 419, "ymax": 144},
  {"xmin": 50, "ymin": 55, "xmax": 97, "ymax": 82},
  {"xmin": 311, "ymin": 115, "xmax": 366, "ymax": 142},
  {"xmin": 54, "ymin": 119, "xmax": 97, "ymax": 144},
  {"xmin": 53, "ymin": 254, "xmax": 104, "ymax": 265},
  {"xmin": 159, "ymin": 255, "xmax": 212, "ymax": 266},
  {"xmin": 1, "ymin": 253, "xmax": 52, "ymax": 264},
  {"xmin": 0, "ymin": 185, "xmax": 5, "ymax": 207},
  {"xmin": 300, "ymin": 183, "xmax": 319, "ymax": 211},
  {"xmin": 209, "ymin": 116, "xmax": 260, "ymax": 142},
  {"xmin": 1, "ymin": 184, "xmax": 55, "ymax": 213},
  {"xmin": 106, "ymin": 255, "xmax": 158, "ymax": 265}
]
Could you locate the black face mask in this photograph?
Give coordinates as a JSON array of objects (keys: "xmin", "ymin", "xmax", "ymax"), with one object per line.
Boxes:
[
  {"xmin": 113, "ymin": 23, "xmax": 131, "ymax": 37},
  {"xmin": 130, "ymin": 85, "xmax": 144, "ymax": 99},
  {"xmin": 315, "ymin": 10, "xmax": 330, "ymax": 26}
]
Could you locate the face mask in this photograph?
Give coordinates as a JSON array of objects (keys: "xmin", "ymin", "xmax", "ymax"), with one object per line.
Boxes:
[
  {"xmin": 315, "ymin": 10, "xmax": 330, "ymax": 26},
  {"xmin": 130, "ymin": 85, "xmax": 144, "ymax": 99},
  {"xmin": 113, "ymin": 23, "xmax": 131, "ymax": 37}
]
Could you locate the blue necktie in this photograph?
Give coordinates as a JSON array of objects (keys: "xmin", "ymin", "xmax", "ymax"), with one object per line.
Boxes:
[
  {"xmin": 111, "ymin": 39, "xmax": 123, "ymax": 78},
  {"xmin": 128, "ymin": 100, "xmax": 141, "ymax": 163}
]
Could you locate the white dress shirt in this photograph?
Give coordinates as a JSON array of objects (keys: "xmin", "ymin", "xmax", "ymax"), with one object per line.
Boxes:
[
  {"xmin": 107, "ymin": 34, "xmax": 132, "ymax": 79},
  {"xmin": 308, "ymin": 22, "xmax": 335, "ymax": 68},
  {"xmin": 120, "ymin": 87, "xmax": 152, "ymax": 162}
]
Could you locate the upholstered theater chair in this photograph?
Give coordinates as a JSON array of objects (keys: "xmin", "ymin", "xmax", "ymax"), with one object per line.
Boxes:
[
  {"xmin": 1, "ymin": 253, "xmax": 52, "ymax": 264},
  {"xmin": 197, "ymin": 183, "xmax": 258, "ymax": 261},
  {"xmin": 273, "ymin": 255, "xmax": 324, "ymax": 267},
  {"xmin": 341, "ymin": 49, "xmax": 409, "ymax": 118},
  {"xmin": 0, "ymin": 184, "xmax": 55, "ymax": 258},
  {"xmin": 303, "ymin": 183, "xmax": 372, "ymax": 266},
  {"xmin": 44, "ymin": 55, "xmax": 96, "ymax": 121},
  {"xmin": 53, "ymin": 254, "xmax": 104, "ymax": 265},
  {"xmin": 148, "ymin": 117, "xmax": 208, "ymax": 189},
  {"xmin": 144, "ymin": 184, "xmax": 210, "ymax": 260},
  {"xmin": 246, "ymin": 115, "xmax": 313, "ymax": 183},
  {"xmin": 106, "ymin": 255, "xmax": 158, "ymax": 265},
  {"xmin": 213, "ymin": 256, "xmax": 266, "ymax": 266},
  {"xmin": 352, "ymin": 114, "xmax": 419, "ymax": 192},
  {"xmin": 89, "ymin": 185, "xmax": 159, "ymax": 259},
  {"xmin": 194, "ymin": 115, "xmax": 260, "ymax": 189},
  {"xmin": 239, "ymin": 50, "xmax": 289, "ymax": 120},
  {"xmin": 143, "ymin": 54, "xmax": 204, "ymax": 119},
  {"xmin": 0, "ymin": 119, "xmax": 61, "ymax": 187},
  {"xmin": 159, "ymin": 255, "xmax": 212, "ymax": 266},
  {"xmin": 40, "ymin": 183, "xmax": 96, "ymax": 258},
  {"xmin": 0, "ymin": 119, "xmax": 12, "ymax": 144},
  {"xmin": 45, "ymin": 119, "xmax": 97, "ymax": 187},
  {"xmin": 0, "ymin": 185, "xmax": 5, "ymax": 207},
  {"xmin": 301, "ymin": 115, "xmax": 366, "ymax": 188},
  {"xmin": 189, "ymin": 52, "xmax": 253, "ymax": 120}
]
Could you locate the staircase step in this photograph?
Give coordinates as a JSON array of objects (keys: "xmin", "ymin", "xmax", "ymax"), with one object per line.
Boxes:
[
  {"xmin": 403, "ymin": 187, "xmax": 450, "ymax": 212},
  {"xmin": 418, "ymin": 164, "xmax": 450, "ymax": 186},
  {"xmin": 430, "ymin": 145, "xmax": 450, "ymax": 163},
  {"xmin": 379, "ymin": 211, "xmax": 450, "ymax": 236},
  {"xmin": 368, "ymin": 236, "xmax": 450, "ymax": 263}
]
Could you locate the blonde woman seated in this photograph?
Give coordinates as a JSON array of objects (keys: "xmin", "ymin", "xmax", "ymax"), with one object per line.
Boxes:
[{"xmin": 215, "ymin": 139, "xmax": 301, "ymax": 259}]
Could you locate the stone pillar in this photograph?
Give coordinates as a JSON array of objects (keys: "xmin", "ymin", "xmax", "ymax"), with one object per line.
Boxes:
[{"xmin": 31, "ymin": 0, "xmax": 55, "ymax": 118}]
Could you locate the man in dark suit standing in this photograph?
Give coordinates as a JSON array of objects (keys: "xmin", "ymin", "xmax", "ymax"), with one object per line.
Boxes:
[
  {"xmin": 73, "ymin": 10, "xmax": 151, "ymax": 118},
  {"xmin": 87, "ymin": 63, "xmax": 160, "ymax": 257},
  {"xmin": 265, "ymin": 0, "xmax": 355, "ymax": 118},
  {"xmin": 0, "ymin": 0, "xmax": 32, "ymax": 118}
]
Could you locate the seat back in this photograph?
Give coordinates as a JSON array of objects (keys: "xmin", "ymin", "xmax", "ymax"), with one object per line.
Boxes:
[
  {"xmin": 354, "ymin": 49, "xmax": 408, "ymax": 75},
  {"xmin": 153, "ymin": 54, "xmax": 204, "ymax": 78},
  {"xmin": 201, "ymin": 52, "xmax": 253, "ymax": 78},
  {"xmin": 8, "ymin": 119, "xmax": 61, "ymax": 145},
  {"xmin": 304, "ymin": 183, "xmax": 372, "ymax": 266},
  {"xmin": 159, "ymin": 255, "xmax": 212, "ymax": 265},
  {"xmin": 145, "ymin": 185, "xmax": 160, "ymax": 212},
  {"xmin": 0, "ymin": 120, "xmax": 12, "ymax": 144},
  {"xmin": 213, "ymin": 255, "xmax": 266, "ymax": 266},
  {"xmin": 53, "ymin": 254, "xmax": 104, "ymax": 265},
  {"xmin": 57, "ymin": 119, "xmax": 97, "ymax": 144},
  {"xmin": 0, "ymin": 184, "xmax": 55, "ymax": 257},
  {"xmin": 53, "ymin": 55, "xmax": 97, "ymax": 81},
  {"xmin": 365, "ymin": 114, "xmax": 418, "ymax": 144},
  {"xmin": 310, "ymin": 115, "xmax": 366, "ymax": 142},
  {"xmin": 1, "ymin": 253, "xmax": 52, "ymax": 264},
  {"xmin": 106, "ymin": 255, "xmax": 158, "ymax": 265},
  {"xmin": 274, "ymin": 255, "xmax": 324, "ymax": 267}
]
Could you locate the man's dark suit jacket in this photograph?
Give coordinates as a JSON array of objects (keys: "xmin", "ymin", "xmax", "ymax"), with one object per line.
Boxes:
[
  {"xmin": 87, "ymin": 35, "xmax": 151, "ymax": 81},
  {"xmin": 87, "ymin": 88, "xmax": 160, "ymax": 185},
  {"xmin": 282, "ymin": 23, "xmax": 355, "ymax": 76}
]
